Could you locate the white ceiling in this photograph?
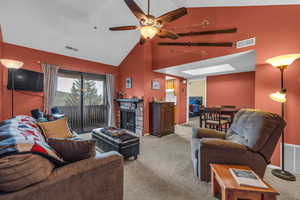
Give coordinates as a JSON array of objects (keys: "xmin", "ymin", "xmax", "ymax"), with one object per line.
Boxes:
[
  {"xmin": 0, "ymin": 1, "xmax": 299, "ymax": 66},
  {"xmin": 154, "ymin": 50, "xmax": 256, "ymax": 79}
]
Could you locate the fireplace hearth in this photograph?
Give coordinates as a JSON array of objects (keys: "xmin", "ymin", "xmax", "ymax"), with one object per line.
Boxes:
[{"xmin": 120, "ymin": 110, "xmax": 136, "ymax": 132}]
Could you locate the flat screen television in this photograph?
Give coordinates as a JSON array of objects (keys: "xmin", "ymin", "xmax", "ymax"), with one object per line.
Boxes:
[{"xmin": 7, "ymin": 69, "xmax": 43, "ymax": 92}]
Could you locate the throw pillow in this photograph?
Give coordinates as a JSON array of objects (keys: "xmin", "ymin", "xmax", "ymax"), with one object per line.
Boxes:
[
  {"xmin": 0, "ymin": 154, "xmax": 54, "ymax": 192},
  {"xmin": 47, "ymin": 138, "xmax": 96, "ymax": 162},
  {"xmin": 37, "ymin": 118, "xmax": 73, "ymax": 139}
]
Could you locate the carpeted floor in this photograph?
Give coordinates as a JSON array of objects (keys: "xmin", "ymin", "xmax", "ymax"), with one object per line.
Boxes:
[
  {"xmin": 182, "ymin": 116, "xmax": 202, "ymax": 128},
  {"xmin": 124, "ymin": 129, "xmax": 300, "ymax": 200}
]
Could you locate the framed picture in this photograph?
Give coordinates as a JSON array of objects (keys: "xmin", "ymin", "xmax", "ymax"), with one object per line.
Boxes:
[
  {"xmin": 126, "ymin": 77, "xmax": 132, "ymax": 88},
  {"xmin": 151, "ymin": 80, "xmax": 160, "ymax": 90}
]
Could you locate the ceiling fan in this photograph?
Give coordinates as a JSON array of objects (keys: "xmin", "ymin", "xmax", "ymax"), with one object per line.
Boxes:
[{"xmin": 109, "ymin": 0, "xmax": 187, "ymax": 45}]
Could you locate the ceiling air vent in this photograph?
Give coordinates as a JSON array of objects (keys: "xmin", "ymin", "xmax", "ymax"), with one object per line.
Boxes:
[
  {"xmin": 65, "ymin": 46, "xmax": 78, "ymax": 52},
  {"xmin": 236, "ymin": 37, "xmax": 256, "ymax": 49}
]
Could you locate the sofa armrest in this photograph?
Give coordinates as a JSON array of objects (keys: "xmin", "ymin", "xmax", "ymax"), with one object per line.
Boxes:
[
  {"xmin": 198, "ymin": 140, "xmax": 267, "ymax": 182},
  {"xmin": 51, "ymin": 151, "xmax": 122, "ymax": 180},
  {"xmin": 0, "ymin": 151, "xmax": 123, "ymax": 200},
  {"xmin": 200, "ymin": 139, "xmax": 247, "ymax": 152},
  {"xmin": 192, "ymin": 128, "xmax": 225, "ymax": 139}
]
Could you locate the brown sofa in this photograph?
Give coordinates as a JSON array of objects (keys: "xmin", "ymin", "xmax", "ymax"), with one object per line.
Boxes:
[
  {"xmin": 191, "ymin": 109, "xmax": 285, "ymax": 182},
  {"xmin": 0, "ymin": 151, "xmax": 123, "ymax": 200}
]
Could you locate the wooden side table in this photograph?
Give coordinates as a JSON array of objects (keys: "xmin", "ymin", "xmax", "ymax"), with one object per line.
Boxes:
[{"xmin": 210, "ymin": 164, "xmax": 279, "ymax": 200}]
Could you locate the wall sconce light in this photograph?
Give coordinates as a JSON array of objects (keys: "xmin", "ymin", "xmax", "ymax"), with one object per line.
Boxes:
[{"xmin": 0, "ymin": 59, "xmax": 24, "ymax": 69}]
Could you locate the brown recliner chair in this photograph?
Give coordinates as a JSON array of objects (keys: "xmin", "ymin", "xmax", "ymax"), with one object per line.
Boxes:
[{"xmin": 191, "ymin": 109, "xmax": 285, "ymax": 182}]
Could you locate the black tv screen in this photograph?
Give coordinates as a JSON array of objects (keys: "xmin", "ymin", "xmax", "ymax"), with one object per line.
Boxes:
[{"xmin": 8, "ymin": 69, "xmax": 43, "ymax": 92}]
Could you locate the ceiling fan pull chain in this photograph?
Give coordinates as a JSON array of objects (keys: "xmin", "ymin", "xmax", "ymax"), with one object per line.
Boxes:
[{"xmin": 147, "ymin": 0, "xmax": 150, "ymax": 15}]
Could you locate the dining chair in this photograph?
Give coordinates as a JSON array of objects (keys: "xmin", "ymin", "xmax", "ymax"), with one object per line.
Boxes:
[
  {"xmin": 199, "ymin": 106, "xmax": 205, "ymax": 128},
  {"xmin": 221, "ymin": 105, "xmax": 236, "ymax": 123},
  {"xmin": 203, "ymin": 107, "xmax": 230, "ymax": 132}
]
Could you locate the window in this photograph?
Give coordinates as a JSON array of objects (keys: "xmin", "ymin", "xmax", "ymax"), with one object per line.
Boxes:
[{"xmin": 53, "ymin": 70, "xmax": 107, "ymax": 133}]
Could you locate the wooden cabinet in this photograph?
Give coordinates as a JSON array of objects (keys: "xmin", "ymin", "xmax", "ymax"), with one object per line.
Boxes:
[{"xmin": 149, "ymin": 102, "xmax": 175, "ymax": 137}]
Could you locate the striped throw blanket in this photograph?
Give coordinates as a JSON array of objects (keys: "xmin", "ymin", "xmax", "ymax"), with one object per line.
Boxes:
[{"xmin": 0, "ymin": 115, "xmax": 63, "ymax": 163}]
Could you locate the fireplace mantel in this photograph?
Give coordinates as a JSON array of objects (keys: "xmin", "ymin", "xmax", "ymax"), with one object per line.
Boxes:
[{"xmin": 115, "ymin": 98, "xmax": 143, "ymax": 109}]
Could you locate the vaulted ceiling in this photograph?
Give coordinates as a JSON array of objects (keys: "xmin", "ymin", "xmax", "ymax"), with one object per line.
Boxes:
[{"xmin": 0, "ymin": 0, "xmax": 299, "ymax": 66}]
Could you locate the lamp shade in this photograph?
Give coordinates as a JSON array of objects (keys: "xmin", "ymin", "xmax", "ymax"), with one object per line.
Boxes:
[
  {"xmin": 140, "ymin": 26, "xmax": 158, "ymax": 40},
  {"xmin": 266, "ymin": 54, "xmax": 300, "ymax": 68},
  {"xmin": 0, "ymin": 59, "xmax": 24, "ymax": 69},
  {"xmin": 270, "ymin": 89, "xmax": 287, "ymax": 103}
]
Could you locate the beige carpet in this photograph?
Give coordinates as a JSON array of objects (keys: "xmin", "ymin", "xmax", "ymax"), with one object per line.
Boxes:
[
  {"xmin": 183, "ymin": 116, "xmax": 201, "ymax": 128},
  {"xmin": 124, "ymin": 129, "xmax": 300, "ymax": 200}
]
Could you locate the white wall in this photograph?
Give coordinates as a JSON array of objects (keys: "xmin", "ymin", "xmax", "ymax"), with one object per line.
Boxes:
[{"xmin": 188, "ymin": 79, "xmax": 206, "ymax": 105}]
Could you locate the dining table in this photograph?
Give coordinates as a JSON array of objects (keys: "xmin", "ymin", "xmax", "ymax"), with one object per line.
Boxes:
[{"xmin": 199, "ymin": 107, "xmax": 240, "ymax": 128}]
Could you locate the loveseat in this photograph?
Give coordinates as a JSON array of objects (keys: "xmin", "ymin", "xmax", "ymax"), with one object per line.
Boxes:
[{"xmin": 0, "ymin": 116, "xmax": 123, "ymax": 200}]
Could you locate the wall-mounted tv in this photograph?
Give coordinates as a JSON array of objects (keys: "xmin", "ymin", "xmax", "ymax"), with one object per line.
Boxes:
[{"xmin": 7, "ymin": 69, "xmax": 43, "ymax": 92}]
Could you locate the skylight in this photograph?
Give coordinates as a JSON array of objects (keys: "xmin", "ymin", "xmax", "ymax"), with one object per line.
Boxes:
[
  {"xmin": 182, "ymin": 64, "xmax": 235, "ymax": 76},
  {"xmin": 166, "ymin": 76, "xmax": 175, "ymax": 80}
]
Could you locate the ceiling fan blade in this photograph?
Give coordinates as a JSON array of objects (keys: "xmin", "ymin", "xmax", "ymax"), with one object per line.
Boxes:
[
  {"xmin": 124, "ymin": 0, "xmax": 146, "ymax": 20},
  {"xmin": 178, "ymin": 28, "xmax": 237, "ymax": 37},
  {"xmin": 158, "ymin": 29, "xmax": 178, "ymax": 40},
  {"xmin": 158, "ymin": 42, "xmax": 233, "ymax": 47},
  {"xmin": 156, "ymin": 7, "xmax": 187, "ymax": 25},
  {"xmin": 109, "ymin": 26, "xmax": 138, "ymax": 31},
  {"xmin": 139, "ymin": 37, "xmax": 147, "ymax": 45}
]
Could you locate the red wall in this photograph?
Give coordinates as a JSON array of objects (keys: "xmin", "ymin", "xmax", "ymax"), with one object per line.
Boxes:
[
  {"xmin": 207, "ymin": 72, "xmax": 255, "ymax": 108},
  {"xmin": 152, "ymin": 5, "xmax": 300, "ymax": 70},
  {"xmin": 119, "ymin": 44, "xmax": 147, "ymax": 98},
  {"xmin": 119, "ymin": 42, "xmax": 166, "ymax": 134},
  {"xmin": 119, "ymin": 42, "xmax": 188, "ymax": 133},
  {"xmin": 151, "ymin": 5, "xmax": 300, "ymax": 166},
  {"xmin": 174, "ymin": 78, "xmax": 187, "ymax": 124},
  {"xmin": 1, "ymin": 43, "xmax": 119, "ymax": 120},
  {"xmin": 143, "ymin": 43, "xmax": 167, "ymax": 132}
]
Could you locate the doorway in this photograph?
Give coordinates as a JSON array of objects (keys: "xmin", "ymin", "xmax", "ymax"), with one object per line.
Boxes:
[
  {"xmin": 165, "ymin": 76, "xmax": 177, "ymax": 104},
  {"xmin": 187, "ymin": 78, "xmax": 206, "ymax": 124},
  {"xmin": 165, "ymin": 76, "xmax": 177, "ymax": 123},
  {"xmin": 53, "ymin": 70, "xmax": 107, "ymax": 133}
]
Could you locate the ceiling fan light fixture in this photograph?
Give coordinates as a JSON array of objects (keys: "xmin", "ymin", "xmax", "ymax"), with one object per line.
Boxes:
[
  {"xmin": 140, "ymin": 26, "xmax": 158, "ymax": 39},
  {"xmin": 110, "ymin": 0, "xmax": 188, "ymax": 43}
]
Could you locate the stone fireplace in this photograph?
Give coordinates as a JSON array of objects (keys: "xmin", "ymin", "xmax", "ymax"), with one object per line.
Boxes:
[{"xmin": 116, "ymin": 99, "xmax": 144, "ymax": 136}]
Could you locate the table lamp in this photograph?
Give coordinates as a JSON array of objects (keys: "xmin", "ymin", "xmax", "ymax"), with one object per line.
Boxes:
[
  {"xmin": 266, "ymin": 54, "xmax": 300, "ymax": 181},
  {"xmin": 0, "ymin": 59, "xmax": 24, "ymax": 118}
]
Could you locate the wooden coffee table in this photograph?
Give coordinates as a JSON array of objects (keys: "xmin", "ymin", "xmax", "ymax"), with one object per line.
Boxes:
[{"xmin": 210, "ymin": 164, "xmax": 279, "ymax": 200}]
